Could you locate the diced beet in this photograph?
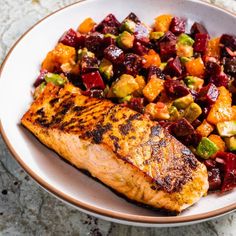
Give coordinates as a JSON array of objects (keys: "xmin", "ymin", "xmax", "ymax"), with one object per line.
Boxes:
[
  {"xmin": 147, "ymin": 66, "xmax": 165, "ymax": 81},
  {"xmin": 124, "ymin": 12, "xmax": 141, "ymax": 23},
  {"xmin": 199, "ymin": 105, "xmax": 211, "ymax": 120},
  {"xmin": 127, "ymin": 97, "xmax": 145, "ymax": 113},
  {"xmin": 102, "ymin": 36, "xmax": 116, "ymax": 49},
  {"xmin": 85, "ymin": 32, "xmax": 104, "ymax": 56},
  {"xmin": 81, "ymin": 89, "xmax": 104, "ymax": 98},
  {"xmin": 134, "ymin": 23, "xmax": 150, "ymax": 44},
  {"xmin": 223, "ymin": 57, "xmax": 236, "ymax": 76},
  {"xmin": 169, "ymin": 17, "xmax": 186, "ymax": 35},
  {"xmin": 66, "ymin": 73, "xmax": 85, "ymax": 89},
  {"xmin": 95, "ymin": 14, "xmax": 121, "ymax": 35},
  {"xmin": 193, "ymin": 33, "xmax": 209, "ymax": 54},
  {"xmin": 81, "ymin": 71, "xmax": 105, "ymax": 90},
  {"xmin": 198, "ymin": 83, "xmax": 219, "ymax": 105},
  {"xmin": 208, "ymin": 168, "xmax": 222, "ymax": 191},
  {"xmin": 169, "ymin": 118, "xmax": 195, "ymax": 137},
  {"xmin": 191, "ymin": 119, "xmax": 201, "ymax": 128},
  {"xmin": 59, "ymin": 28, "xmax": 85, "ymax": 48},
  {"xmin": 33, "ymin": 69, "xmax": 48, "ymax": 87},
  {"xmin": 205, "ymin": 61, "xmax": 221, "ymax": 76},
  {"xmin": 209, "ymin": 72, "xmax": 229, "ymax": 88},
  {"xmin": 163, "ymin": 56, "xmax": 182, "ymax": 77},
  {"xmin": 178, "ymin": 131, "xmax": 201, "ymax": 147},
  {"xmin": 159, "ymin": 41, "xmax": 177, "ymax": 61},
  {"xmin": 133, "ymin": 41, "xmax": 148, "ymax": 55},
  {"xmin": 159, "ymin": 31, "xmax": 177, "ymax": 42},
  {"xmin": 190, "ymin": 22, "xmax": 208, "ymax": 36},
  {"xmin": 123, "ymin": 53, "xmax": 142, "ymax": 76},
  {"xmin": 220, "ymin": 34, "xmax": 236, "ymax": 58},
  {"xmin": 204, "ymin": 159, "xmax": 217, "ymax": 169},
  {"xmin": 104, "ymin": 45, "xmax": 125, "ymax": 64},
  {"xmin": 81, "ymin": 56, "xmax": 98, "ymax": 74},
  {"xmin": 164, "ymin": 78, "xmax": 189, "ymax": 99},
  {"xmin": 216, "ymin": 152, "xmax": 236, "ymax": 192}
]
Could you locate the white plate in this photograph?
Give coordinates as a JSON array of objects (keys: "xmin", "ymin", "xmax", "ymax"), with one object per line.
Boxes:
[{"xmin": 0, "ymin": 0, "xmax": 235, "ymax": 227}]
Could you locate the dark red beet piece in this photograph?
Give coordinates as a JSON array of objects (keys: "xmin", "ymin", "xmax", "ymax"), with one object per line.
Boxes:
[
  {"xmin": 81, "ymin": 56, "xmax": 99, "ymax": 74},
  {"xmin": 209, "ymin": 72, "xmax": 229, "ymax": 88},
  {"xmin": 208, "ymin": 168, "xmax": 222, "ymax": 191},
  {"xmin": 81, "ymin": 71, "xmax": 105, "ymax": 90},
  {"xmin": 164, "ymin": 78, "xmax": 189, "ymax": 99},
  {"xmin": 169, "ymin": 118, "xmax": 195, "ymax": 137},
  {"xmin": 190, "ymin": 22, "xmax": 208, "ymax": 36},
  {"xmin": 178, "ymin": 131, "xmax": 202, "ymax": 147},
  {"xmin": 95, "ymin": 14, "xmax": 121, "ymax": 35},
  {"xmin": 123, "ymin": 53, "xmax": 142, "ymax": 76},
  {"xmin": 163, "ymin": 56, "xmax": 182, "ymax": 77},
  {"xmin": 220, "ymin": 34, "xmax": 236, "ymax": 58},
  {"xmin": 147, "ymin": 66, "xmax": 165, "ymax": 81},
  {"xmin": 205, "ymin": 61, "xmax": 221, "ymax": 76},
  {"xmin": 124, "ymin": 12, "xmax": 141, "ymax": 23},
  {"xmin": 159, "ymin": 31, "xmax": 177, "ymax": 42},
  {"xmin": 223, "ymin": 57, "xmax": 236, "ymax": 76},
  {"xmin": 81, "ymin": 89, "xmax": 104, "ymax": 98},
  {"xmin": 104, "ymin": 45, "xmax": 125, "ymax": 64},
  {"xmin": 193, "ymin": 33, "xmax": 209, "ymax": 54},
  {"xmin": 133, "ymin": 41, "xmax": 148, "ymax": 55},
  {"xmin": 198, "ymin": 83, "xmax": 219, "ymax": 105},
  {"xmin": 59, "ymin": 28, "xmax": 85, "ymax": 48},
  {"xmin": 102, "ymin": 36, "xmax": 116, "ymax": 49},
  {"xmin": 216, "ymin": 152, "xmax": 236, "ymax": 192},
  {"xmin": 85, "ymin": 32, "xmax": 104, "ymax": 56},
  {"xmin": 204, "ymin": 159, "xmax": 217, "ymax": 169},
  {"xmin": 127, "ymin": 97, "xmax": 145, "ymax": 113},
  {"xmin": 159, "ymin": 41, "xmax": 177, "ymax": 61},
  {"xmin": 169, "ymin": 17, "xmax": 186, "ymax": 35},
  {"xmin": 134, "ymin": 23, "xmax": 150, "ymax": 44},
  {"xmin": 34, "ymin": 69, "xmax": 48, "ymax": 87}
]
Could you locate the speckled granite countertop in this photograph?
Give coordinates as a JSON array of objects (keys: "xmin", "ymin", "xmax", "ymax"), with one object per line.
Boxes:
[{"xmin": 0, "ymin": 0, "xmax": 236, "ymax": 235}]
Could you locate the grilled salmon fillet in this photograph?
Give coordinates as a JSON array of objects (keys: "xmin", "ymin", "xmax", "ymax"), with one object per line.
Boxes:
[{"xmin": 21, "ymin": 83, "xmax": 208, "ymax": 214}]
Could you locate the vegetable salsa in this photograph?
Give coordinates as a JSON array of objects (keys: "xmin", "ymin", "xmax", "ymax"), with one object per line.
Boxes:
[{"xmin": 33, "ymin": 13, "xmax": 236, "ymax": 193}]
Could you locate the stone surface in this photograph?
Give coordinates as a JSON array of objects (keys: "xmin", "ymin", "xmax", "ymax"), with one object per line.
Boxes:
[{"xmin": 0, "ymin": 0, "xmax": 236, "ymax": 235}]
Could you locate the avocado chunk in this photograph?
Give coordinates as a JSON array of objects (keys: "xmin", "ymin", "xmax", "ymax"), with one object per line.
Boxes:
[
  {"xmin": 173, "ymin": 94, "xmax": 194, "ymax": 109},
  {"xmin": 45, "ymin": 73, "xmax": 66, "ymax": 86},
  {"xmin": 33, "ymin": 82, "xmax": 46, "ymax": 99},
  {"xmin": 120, "ymin": 19, "xmax": 136, "ymax": 33},
  {"xmin": 178, "ymin": 33, "xmax": 195, "ymax": 46},
  {"xmin": 184, "ymin": 76, "xmax": 204, "ymax": 90},
  {"xmin": 99, "ymin": 58, "xmax": 113, "ymax": 80},
  {"xmin": 104, "ymin": 33, "xmax": 117, "ymax": 39},
  {"xmin": 197, "ymin": 137, "xmax": 219, "ymax": 159},
  {"xmin": 117, "ymin": 31, "xmax": 135, "ymax": 49},
  {"xmin": 78, "ymin": 47, "xmax": 95, "ymax": 60},
  {"xmin": 112, "ymin": 74, "xmax": 139, "ymax": 98},
  {"xmin": 150, "ymin": 31, "xmax": 164, "ymax": 41},
  {"xmin": 159, "ymin": 62, "xmax": 167, "ymax": 71},
  {"xmin": 169, "ymin": 106, "xmax": 181, "ymax": 121},
  {"xmin": 184, "ymin": 102, "xmax": 202, "ymax": 123},
  {"xmin": 225, "ymin": 136, "xmax": 236, "ymax": 151},
  {"xmin": 217, "ymin": 121, "xmax": 236, "ymax": 137}
]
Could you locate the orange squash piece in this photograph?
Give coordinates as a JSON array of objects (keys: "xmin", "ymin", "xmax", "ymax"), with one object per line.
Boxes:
[
  {"xmin": 42, "ymin": 43, "xmax": 76, "ymax": 72},
  {"xmin": 206, "ymin": 37, "xmax": 220, "ymax": 58},
  {"xmin": 208, "ymin": 134, "xmax": 226, "ymax": 152},
  {"xmin": 78, "ymin": 17, "xmax": 96, "ymax": 34},
  {"xmin": 196, "ymin": 119, "xmax": 214, "ymax": 137},
  {"xmin": 154, "ymin": 14, "xmax": 173, "ymax": 32},
  {"xmin": 185, "ymin": 57, "xmax": 205, "ymax": 77},
  {"xmin": 143, "ymin": 49, "xmax": 161, "ymax": 68},
  {"xmin": 143, "ymin": 77, "xmax": 164, "ymax": 102},
  {"xmin": 207, "ymin": 86, "xmax": 233, "ymax": 125}
]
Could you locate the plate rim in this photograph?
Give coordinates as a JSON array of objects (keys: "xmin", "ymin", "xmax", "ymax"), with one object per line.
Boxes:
[{"xmin": 0, "ymin": 0, "xmax": 235, "ymax": 225}]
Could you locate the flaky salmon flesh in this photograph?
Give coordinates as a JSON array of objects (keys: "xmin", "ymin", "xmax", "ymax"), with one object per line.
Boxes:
[{"xmin": 21, "ymin": 83, "xmax": 208, "ymax": 214}]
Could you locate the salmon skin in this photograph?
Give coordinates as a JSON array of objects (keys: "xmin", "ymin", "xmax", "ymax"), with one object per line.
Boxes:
[{"xmin": 21, "ymin": 83, "xmax": 208, "ymax": 214}]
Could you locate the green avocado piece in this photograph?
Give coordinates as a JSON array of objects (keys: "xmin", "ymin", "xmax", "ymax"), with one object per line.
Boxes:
[
  {"xmin": 117, "ymin": 31, "xmax": 135, "ymax": 49},
  {"xmin": 104, "ymin": 33, "xmax": 117, "ymax": 39},
  {"xmin": 78, "ymin": 48, "xmax": 95, "ymax": 60},
  {"xmin": 225, "ymin": 136, "xmax": 236, "ymax": 151},
  {"xmin": 33, "ymin": 82, "xmax": 46, "ymax": 99},
  {"xmin": 120, "ymin": 19, "xmax": 136, "ymax": 33},
  {"xmin": 169, "ymin": 106, "xmax": 181, "ymax": 121},
  {"xmin": 159, "ymin": 62, "xmax": 167, "ymax": 71},
  {"xmin": 184, "ymin": 76, "xmax": 204, "ymax": 91},
  {"xmin": 45, "ymin": 73, "xmax": 66, "ymax": 86},
  {"xmin": 180, "ymin": 57, "xmax": 192, "ymax": 64},
  {"xmin": 112, "ymin": 74, "xmax": 139, "ymax": 98},
  {"xmin": 217, "ymin": 121, "xmax": 236, "ymax": 137},
  {"xmin": 150, "ymin": 31, "xmax": 164, "ymax": 41},
  {"xmin": 99, "ymin": 59, "xmax": 113, "ymax": 80},
  {"xmin": 173, "ymin": 94, "xmax": 194, "ymax": 110},
  {"xmin": 184, "ymin": 103, "xmax": 202, "ymax": 123},
  {"xmin": 178, "ymin": 33, "xmax": 195, "ymax": 46},
  {"xmin": 197, "ymin": 137, "xmax": 219, "ymax": 159}
]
